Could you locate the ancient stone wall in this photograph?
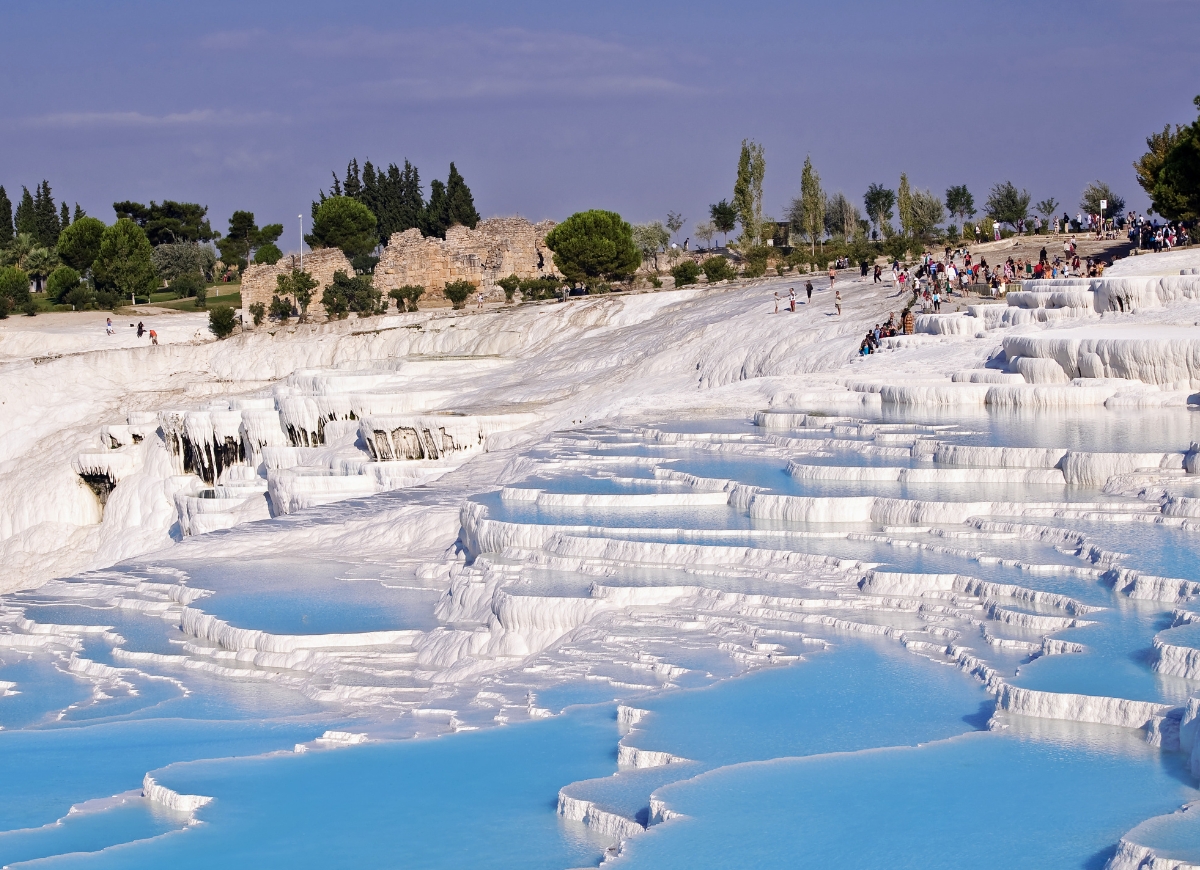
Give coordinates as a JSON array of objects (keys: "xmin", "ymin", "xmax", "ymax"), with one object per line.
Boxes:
[
  {"xmin": 240, "ymin": 248, "xmax": 353, "ymax": 322},
  {"xmin": 374, "ymin": 217, "xmax": 559, "ymax": 304}
]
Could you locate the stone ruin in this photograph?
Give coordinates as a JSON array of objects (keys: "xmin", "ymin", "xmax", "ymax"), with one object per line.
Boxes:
[
  {"xmin": 374, "ymin": 217, "xmax": 559, "ymax": 304},
  {"xmin": 240, "ymin": 247, "xmax": 354, "ymax": 322},
  {"xmin": 239, "ymin": 217, "xmax": 558, "ymax": 323}
]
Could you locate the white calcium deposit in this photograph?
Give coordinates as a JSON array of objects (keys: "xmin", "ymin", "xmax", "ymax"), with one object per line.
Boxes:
[{"xmin": 4, "ymin": 251, "xmax": 1200, "ymax": 861}]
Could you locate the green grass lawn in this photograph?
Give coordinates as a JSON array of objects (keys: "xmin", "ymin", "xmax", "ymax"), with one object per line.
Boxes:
[{"xmin": 153, "ymin": 289, "xmax": 241, "ymax": 311}]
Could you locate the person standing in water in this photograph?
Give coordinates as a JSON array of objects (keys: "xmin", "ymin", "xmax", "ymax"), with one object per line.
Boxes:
[
  {"xmin": 773, "ymin": 291, "xmax": 780, "ymax": 314},
  {"xmin": 148, "ymin": 329, "xmax": 158, "ymax": 345},
  {"xmin": 835, "ymin": 289, "xmax": 842, "ymax": 316},
  {"xmin": 805, "ymin": 280, "xmax": 813, "ymax": 303},
  {"xmin": 105, "ymin": 317, "xmax": 114, "ymax": 335},
  {"xmin": 828, "ymin": 265, "xmax": 837, "ymax": 288},
  {"xmin": 137, "ymin": 321, "xmax": 144, "ymax": 338},
  {"xmin": 788, "ymin": 288, "xmax": 796, "ymax": 312}
]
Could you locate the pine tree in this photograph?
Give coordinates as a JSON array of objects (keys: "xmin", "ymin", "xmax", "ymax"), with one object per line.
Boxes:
[
  {"xmin": 360, "ymin": 160, "xmax": 388, "ymax": 245},
  {"xmin": 60, "ymin": 201, "xmax": 71, "ymax": 231},
  {"xmin": 444, "ymin": 163, "xmax": 480, "ymax": 229},
  {"xmin": 73, "ymin": 203, "xmax": 86, "ymax": 223},
  {"xmin": 14, "ymin": 187, "xmax": 36, "ymax": 237},
  {"xmin": 0, "ymin": 187, "xmax": 12, "ymax": 246}
]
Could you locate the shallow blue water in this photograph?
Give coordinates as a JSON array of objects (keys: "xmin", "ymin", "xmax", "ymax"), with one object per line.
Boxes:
[
  {"xmin": 28, "ymin": 707, "xmax": 618, "ymax": 870},
  {"xmin": 5, "ymin": 408, "xmax": 1200, "ymax": 868},
  {"xmin": 619, "ymin": 726, "xmax": 1199, "ymax": 870}
]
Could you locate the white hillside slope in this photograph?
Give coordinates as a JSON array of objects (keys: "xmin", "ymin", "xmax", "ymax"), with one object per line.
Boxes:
[{"xmin": 0, "ymin": 251, "xmax": 1197, "ymax": 592}]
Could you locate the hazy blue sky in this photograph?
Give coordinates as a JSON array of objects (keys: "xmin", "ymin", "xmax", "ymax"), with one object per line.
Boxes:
[{"xmin": 3, "ymin": 0, "xmax": 1198, "ymax": 242}]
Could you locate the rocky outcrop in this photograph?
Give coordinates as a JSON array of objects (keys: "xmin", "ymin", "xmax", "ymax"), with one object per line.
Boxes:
[
  {"xmin": 374, "ymin": 217, "xmax": 558, "ymax": 304},
  {"xmin": 240, "ymin": 248, "xmax": 354, "ymax": 323}
]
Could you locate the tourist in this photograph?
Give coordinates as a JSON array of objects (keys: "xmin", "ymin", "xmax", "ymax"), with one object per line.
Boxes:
[
  {"xmin": 788, "ymin": 288, "xmax": 796, "ymax": 312},
  {"xmin": 873, "ymin": 264, "xmax": 882, "ymax": 284},
  {"xmin": 834, "ymin": 289, "xmax": 842, "ymax": 316},
  {"xmin": 774, "ymin": 291, "xmax": 780, "ymax": 314},
  {"xmin": 105, "ymin": 317, "xmax": 114, "ymax": 335},
  {"xmin": 148, "ymin": 329, "xmax": 158, "ymax": 345},
  {"xmin": 137, "ymin": 321, "xmax": 144, "ymax": 338},
  {"xmin": 828, "ymin": 265, "xmax": 836, "ymax": 288},
  {"xmin": 805, "ymin": 280, "xmax": 813, "ymax": 303}
]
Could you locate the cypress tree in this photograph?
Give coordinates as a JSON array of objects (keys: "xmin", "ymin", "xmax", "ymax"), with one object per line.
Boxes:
[
  {"xmin": 33, "ymin": 181, "xmax": 60, "ymax": 248},
  {"xmin": 73, "ymin": 203, "xmax": 86, "ymax": 222},
  {"xmin": 360, "ymin": 160, "xmax": 387, "ymax": 245},
  {"xmin": 14, "ymin": 187, "xmax": 36, "ymax": 237},
  {"xmin": 423, "ymin": 179, "xmax": 448, "ymax": 238},
  {"xmin": 397, "ymin": 161, "xmax": 424, "ymax": 234},
  {"xmin": 444, "ymin": 162, "xmax": 480, "ymax": 229},
  {"xmin": 0, "ymin": 187, "xmax": 12, "ymax": 246},
  {"xmin": 342, "ymin": 159, "xmax": 362, "ymax": 199},
  {"xmin": 60, "ymin": 201, "xmax": 71, "ymax": 231}
]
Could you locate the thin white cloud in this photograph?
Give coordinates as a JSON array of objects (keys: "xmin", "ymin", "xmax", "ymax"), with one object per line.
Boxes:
[{"xmin": 22, "ymin": 109, "xmax": 284, "ymax": 129}]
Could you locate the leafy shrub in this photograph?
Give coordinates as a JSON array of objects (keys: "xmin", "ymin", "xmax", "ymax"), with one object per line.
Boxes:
[
  {"xmin": 152, "ymin": 242, "xmax": 218, "ymax": 282},
  {"xmin": 253, "ymin": 242, "xmax": 282, "ymax": 265},
  {"xmin": 270, "ymin": 294, "xmax": 293, "ymax": 322},
  {"xmin": 0, "ymin": 266, "xmax": 30, "ymax": 316},
  {"xmin": 443, "ymin": 280, "xmax": 475, "ymax": 309},
  {"xmin": 248, "ymin": 301, "xmax": 265, "ymax": 326},
  {"xmin": 321, "ymin": 270, "xmax": 379, "ymax": 319},
  {"xmin": 170, "ymin": 272, "xmax": 205, "ymax": 299},
  {"xmin": 193, "ymin": 284, "xmax": 208, "ymax": 309},
  {"xmin": 388, "ymin": 284, "xmax": 425, "ymax": 312},
  {"xmin": 518, "ymin": 276, "xmax": 562, "ymax": 301},
  {"xmin": 65, "ymin": 284, "xmax": 96, "ymax": 310},
  {"xmin": 208, "ymin": 305, "xmax": 237, "ymax": 338},
  {"xmin": 21, "ymin": 299, "xmax": 37, "ymax": 316},
  {"xmin": 741, "ymin": 246, "xmax": 770, "ymax": 278},
  {"xmin": 700, "ymin": 257, "xmax": 732, "ymax": 283},
  {"xmin": 351, "ymin": 253, "xmax": 379, "ymax": 274},
  {"xmin": 648, "ymin": 275, "xmax": 663, "ymax": 289},
  {"xmin": 46, "ymin": 265, "xmax": 81, "ymax": 304},
  {"xmin": 671, "ymin": 260, "xmax": 701, "ymax": 287},
  {"xmin": 497, "ymin": 274, "xmax": 521, "ymax": 303}
]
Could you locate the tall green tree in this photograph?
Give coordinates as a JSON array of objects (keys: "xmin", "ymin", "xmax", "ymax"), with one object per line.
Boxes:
[
  {"xmin": 824, "ymin": 193, "xmax": 859, "ymax": 239},
  {"xmin": 732, "ymin": 139, "xmax": 766, "ymax": 246},
  {"xmin": 1080, "ymin": 182, "xmax": 1124, "ymax": 218},
  {"xmin": 788, "ymin": 155, "xmax": 824, "ymax": 254},
  {"xmin": 543, "ymin": 210, "xmax": 640, "ymax": 285},
  {"xmin": 14, "ymin": 187, "xmax": 36, "ymax": 237},
  {"xmin": 910, "ymin": 189, "xmax": 946, "ymax": 241},
  {"xmin": 1035, "ymin": 198, "xmax": 1060, "ymax": 225},
  {"xmin": 59, "ymin": 201, "xmax": 70, "ymax": 231},
  {"xmin": 985, "ymin": 181, "xmax": 1031, "ymax": 229},
  {"xmin": 33, "ymin": 181, "xmax": 60, "ymax": 248},
  {"xmin": 113, "ymin": 200, "xmax": 217, "ymax": 245},
  {"xmin": 0, "ymin": 186, "xmax": 11, "ymax": 246},
  {"xmin": 57, "ymin": 217, "xmax": 106, "ymax": 272},
  {"xmin": 423, "ymin": 180, "xmax": 449, "ymax": 239},
  {"xmin": 444, "ymin": 162, "xmax": 480, "ymax": 230},
  {"xmin": 217, "ymin": 211, "xmax": 283, "ymax": 271},
  {"xmin": 944, "ymin": 185, "xmax": 976, "ymax": 232},
  {"xmin": 307, "ymin": 196, "xmax": 377, "ymax": 258},
  {"xmin": 897, "ymin": 174, "xmax": 913, "ymax": 238},
  {"xmin": 863, "ymin": 184, "xmax": 895, "ymax": 238},
  {"xmin": 92, "ymin": 219, "xmax": 158, "ymax": 301},
  {"xmin": 709, "ymin": 200, "xmax": 736, "ymax": 246},
  {"xmin": 73, "ymin": 203, "xmax": 86, "ymax": 223}
]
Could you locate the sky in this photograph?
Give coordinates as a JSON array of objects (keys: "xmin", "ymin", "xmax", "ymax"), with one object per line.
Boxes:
[{"xmin": 2, "ymin": 0, "xmax": 1198, "ymax": 244}]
